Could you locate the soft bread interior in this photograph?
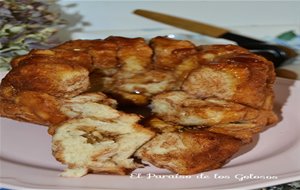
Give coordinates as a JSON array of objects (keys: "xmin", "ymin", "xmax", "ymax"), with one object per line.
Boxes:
[{"xmin": 51, "ymin": 103, "xmax": 155, "ymax": 177}]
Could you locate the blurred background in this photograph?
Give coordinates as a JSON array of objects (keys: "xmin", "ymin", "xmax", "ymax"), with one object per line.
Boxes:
[{"xmin": 54, "ymin": 0, "xmax": 300, "ymax": 40}]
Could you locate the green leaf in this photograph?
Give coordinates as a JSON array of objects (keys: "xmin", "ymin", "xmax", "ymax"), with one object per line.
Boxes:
[{"xmin": 277, "ymin": 31, "xmax": 297, "ymax": 41}]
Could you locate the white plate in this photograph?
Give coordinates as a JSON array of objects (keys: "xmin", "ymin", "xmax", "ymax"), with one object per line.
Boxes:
[
  {"xmin": 1, "ymin": 31, "xmax": 300, "ymax": 189},
  {"xmin": 1, "ymin": 73, "xmax": 300, "ymax": 190}
]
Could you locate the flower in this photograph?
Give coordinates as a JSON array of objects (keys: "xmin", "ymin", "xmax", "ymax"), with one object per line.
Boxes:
[{"xmin": 0, "ymin": 0, "xmax": 65, "ymax": 70}]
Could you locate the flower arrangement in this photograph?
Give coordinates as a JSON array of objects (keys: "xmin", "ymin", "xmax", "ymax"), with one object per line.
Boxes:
[{"xmin": 0, "ymin": 0, "xmax": 65, "ymax": 70}]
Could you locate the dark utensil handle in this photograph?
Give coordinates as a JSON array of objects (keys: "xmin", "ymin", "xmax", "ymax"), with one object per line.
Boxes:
[
  {"xmin": 219, "ymin": 33, "xmax": 294, "ymax": 67},
  {"xmin": 220, "ymin": 32, "xmax": 265, "ymax": 44},
  {"xmin": 239, "ymin": 43, "xmax": 289, "ymax": 67}
]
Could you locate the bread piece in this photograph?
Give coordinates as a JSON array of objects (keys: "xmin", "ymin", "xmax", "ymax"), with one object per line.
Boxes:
[
  {"xmin": 55, "ymin": 39, "xmax": 119, "ymax": 76},
  {"xmin": 135, "ymin": 131, "xmax": 241, "ymax": 175},
  {"xmin": 150, "ymin": 36, "xmax": 196, "ymax": 70},
  {"xmin": 110, "ymin": 70, "xmax": 176, "ymax": 105},
  {"xmin": 0, "ymin": 91, "xmax": 67, "ymax": 125},
  {"xmin": 51, "ymin": 103, "xmax": 155, "ymax": 177},
  {"xmin": 143, "ymin": 117, "xmax": 185, "ymax": 133},
  {"xmin": 55, "ymin": 37, "xmax": 153, "ymax": 75},
  {"xmin": 208, "ymin": 110, "xmax": 278, "ymax": 143},
  {"xmin": 10, "ymin": 49, "xmax": 94, "ymax": 71},
  {"xmin": 0, "ymin": 91, "xmax": 117, "ymax": 126},
  {"xmin": 183, "ymin": 45, "xmax": 276, "ymax": 109},
  {"xmin": 151, "ymin": 91, "xmax": 267, "ymax": 126},
  {"xmin": 146, "ymin": 110, "xmax": 277, "ymax": 144},
  {"xmin": 105, "ymin": 36, "xmax": 153, "ymax": 73},
  {"xmin": 1, "ymin": 59, "xmax": 90, "ymax": 98}
]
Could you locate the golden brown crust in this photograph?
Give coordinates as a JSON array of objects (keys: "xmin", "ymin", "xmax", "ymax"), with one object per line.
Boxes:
[
  {"xmin": 135, "ymin": 131, "xmax": 241, "ymax": 175},
  {"xmin": 151, "ymin": 91, "xmax": 274, "ymax": 126},
  {"xmin": 0, "ymin": 91, "xmax": 67, "ymax": 125},
  {"xmin": 105, "ymin": 36, "xmax": 153, "ymax": 72},
  {"xmin": 143, "ymin": 113, "xmax": 277, "ymax": 144},
  {"xmin": 183, "ymin": 45, "xmax": 276, "ymax": 109},
  {"xmin": 11, "ymin": 49, "xmax": 94, "ymax": 71},
  {"xmin": 207, "ymin": 110, "xmax": 278, "ymax": 143},
  {"xmin": 56, "ymin": 39, "xmax": 119, "ymax": 76},
  {"xmin": 3, "ymin": 37, "xmax": 276, "ymax": 110},
  {"xmin": 150, "ymin": 36, "xmax": 196, "ymax": 70},
  {"xmin": 2, "ymin": 60, "xmax": 90, "ymax": 98}
]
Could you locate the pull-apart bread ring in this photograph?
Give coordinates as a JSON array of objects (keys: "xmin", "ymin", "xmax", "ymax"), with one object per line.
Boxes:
[{"xmin": 0, "ymin": 36, "xmax": 278, "ymax": 177}]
